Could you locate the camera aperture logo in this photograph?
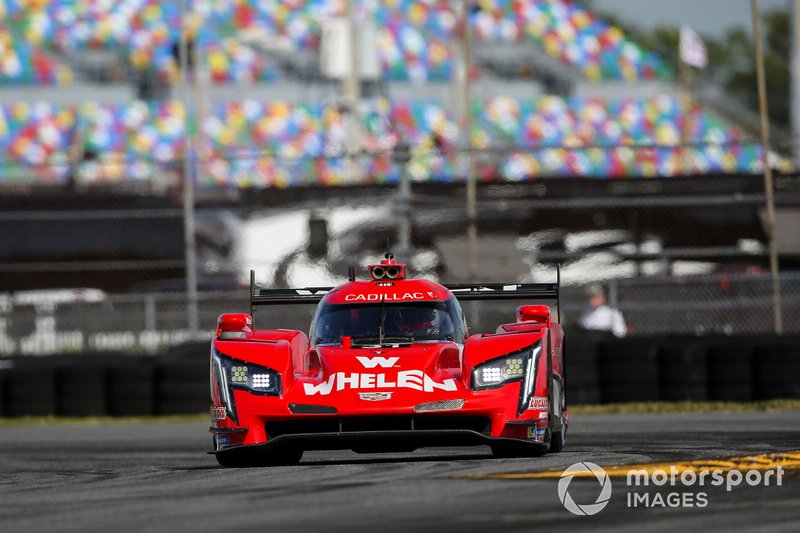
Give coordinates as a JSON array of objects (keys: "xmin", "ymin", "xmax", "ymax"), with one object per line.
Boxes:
[{"xmin": 558, "ymin": 462, "xmax": 612, "ymax": 516}]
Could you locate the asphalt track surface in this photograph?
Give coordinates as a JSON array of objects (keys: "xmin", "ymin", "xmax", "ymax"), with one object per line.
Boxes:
[{"xmin": 1, "ymin": 411, "xmax": 799, "ymax": 532}]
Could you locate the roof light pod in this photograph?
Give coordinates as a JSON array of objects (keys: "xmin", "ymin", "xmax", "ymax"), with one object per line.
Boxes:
[{"xmin": 368, "ymin": 253, "xmax": 406, "ymax": 281}]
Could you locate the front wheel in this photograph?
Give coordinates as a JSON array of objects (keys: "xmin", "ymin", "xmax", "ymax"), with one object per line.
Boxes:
[
  {"xmin": 548, "ymin": 377, "xmax": 567, "ymax": 453},
  {"xmin": 549, "ymin": 423, "xmax": 566, "ymax": 453}
]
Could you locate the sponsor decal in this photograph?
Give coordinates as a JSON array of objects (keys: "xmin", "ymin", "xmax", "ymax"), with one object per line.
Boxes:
[
  {"xmin": 216, "ymin": 434, "xmax": 229, "ymax": 448},
  {"xmin": 356, "ymin": 356, "xmax": 399, "ymax": 368},
  {"xmin": 359, "ymin": 392, "xmax": 393, "ymax": 401},
  {"xmin": 344, "ymin": 292, "xmax": 437, "ymax": 302},
  {"xmin": 528, "ymin": 396, "xmax": 549, "ymax": 410},
  {"xmin": 527, "ymin": 426, "xmax": 535, "ymax": 439},
  {"xmin": 303, "ymin": 371, "xmax": 457, "ymax": 396},
  {"xmin": 210, "ymin": 406, "xmax": 227, "ymax": 421}
]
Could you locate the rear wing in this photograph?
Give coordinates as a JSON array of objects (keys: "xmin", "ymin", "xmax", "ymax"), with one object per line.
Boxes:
[{"xmin": 248, "ymin": 266, "xmax": 561, "ymax": 325}]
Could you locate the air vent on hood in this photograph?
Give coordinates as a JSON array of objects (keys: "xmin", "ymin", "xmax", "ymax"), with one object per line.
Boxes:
[{"xmin": 413, "ymin": 399, "xmax": 465, "ymax": 413}]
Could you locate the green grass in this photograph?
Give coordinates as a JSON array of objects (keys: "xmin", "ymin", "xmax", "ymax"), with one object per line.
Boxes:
[
  {"xmin": 570, "ymin": 400, "xmax": 800, "ymax": 415},
  {"xmin": 1, "ymin": 401, "xmax": 799, "ymax": 426}
]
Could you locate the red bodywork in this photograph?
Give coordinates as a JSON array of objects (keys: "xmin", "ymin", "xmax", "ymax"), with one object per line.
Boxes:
[{"xmin": 209, "ymin": 259, "xmax": 567, "ymax": 465}]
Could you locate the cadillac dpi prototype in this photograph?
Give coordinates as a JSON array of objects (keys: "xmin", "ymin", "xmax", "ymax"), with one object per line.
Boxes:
[{"xmin": 210, "ymin": 254, "xmax": 567, "ymax": 467}]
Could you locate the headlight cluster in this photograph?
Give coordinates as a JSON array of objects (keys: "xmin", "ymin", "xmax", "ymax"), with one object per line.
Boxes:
[
  {"xmin": 213, "ymin": 350, "xmax": 281, "ymax": 423},
  {"xmin": 471, "ymin": 342, "xmax": 542, "ymax": 416}
]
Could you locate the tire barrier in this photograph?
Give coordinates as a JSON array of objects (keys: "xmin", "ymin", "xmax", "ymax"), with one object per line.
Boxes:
[
  {"xmin": 155, "ymin": 343, "xmax": 210, "ymax": 415},
  {"xmin": 1, "ymin": 335, "xmax": 799, "ymax": 417},
  {"xmin": 5, "ymin": 366, "xmax": 57, "ymax": 416},
  {"xmin": 107, "ymin": 360, "xmax": 156, "ymax": 416},
  {"xmin": 599, "ymin": 337, "xmax": 660, "ymax": 403},
  {"xmin": 563, "ymin": 329, "xmax": 610, "ymax": 405},
  {"xmin": 657, "ymin": 338, "xmax": 709, "ymax": 402},
  {"xmin": 754, "ymin": 336, "xmax": 800, "ymax": 400},
  {"xmin": 58, "ymin": 365, "xmax": 108, "ymax": 416},
  {"xmin": 0, "ymin": 369, "xmax": 6, "ymax": 416},
  {"xmin": 707, "ymin": 340, "xmax": 754, "ymax": 402}
]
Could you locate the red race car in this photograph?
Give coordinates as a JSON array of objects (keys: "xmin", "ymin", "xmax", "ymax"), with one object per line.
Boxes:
[{"xmin": 209, "ymin": 254, "xmax": 567, "ymax": 467}]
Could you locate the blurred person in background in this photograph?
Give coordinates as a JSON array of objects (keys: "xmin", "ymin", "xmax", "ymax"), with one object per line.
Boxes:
[{"xmin": 578, "ymin": 283, "xmax": 627, "ymax": 338}]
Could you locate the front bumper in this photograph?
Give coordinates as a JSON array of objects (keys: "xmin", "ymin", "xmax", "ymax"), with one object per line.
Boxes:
[
  {"xmin": 211, "ymin": 376, "xmax": 551, "ymax": 454},
  {"xmin": 211, "ymin": 427, "xmax": 548, "ymax": 459}
]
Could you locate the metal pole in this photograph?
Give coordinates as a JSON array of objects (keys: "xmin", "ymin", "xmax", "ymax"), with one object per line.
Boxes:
[
  {"xmin": 678, "ymin": 55, "xmax": 694, "ymax": 175},
  {"xmin": 344, "ymin": 0, "xmax": 362, "ymax": 182},
  {"xmin": 463, "ymin": 0, "xmax": 478, "ymax": 281},
  {"xmin": 791, "ymin": 0, "xmax": 800, "ymax": 167},
  {"xmin": 396, "ymin": 143, "xmax": 412, "ymax": 259},
  {"xmin": 751, "ymin": 0, "xmax": 783, "ymax": 334},
  {"xmin": 180, "ymin": 0, "xmax": 199, "ymax": 335}
]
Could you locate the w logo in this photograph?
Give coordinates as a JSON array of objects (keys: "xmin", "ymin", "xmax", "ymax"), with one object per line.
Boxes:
[{"xmin": 356, "ymin": 356, "xmax": 399, "ymax": 368}]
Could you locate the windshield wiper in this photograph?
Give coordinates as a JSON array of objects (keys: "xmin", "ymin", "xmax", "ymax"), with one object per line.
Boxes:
[
  {"xmin": 351, "ymin": 335, "xmax": 413, "ymax": 346},
  {"xmin": 351, "ymin": 336, "xmax": 381, "ymax": 346},
  {"xmin": 380, "ymin": 334, "xmax": 414, "ymax": 344}
]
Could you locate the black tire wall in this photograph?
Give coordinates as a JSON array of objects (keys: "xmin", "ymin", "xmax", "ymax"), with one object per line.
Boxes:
[
  {"xmin": 1, "ymin": 335, "xmax": 800, "ymax": 416},
  {"xmin": 754, "ymin": 337, "xmax": 800, "ymax": 400},
  {"xmin": 155, "ymin": 342, "xmax": 210, "ymax": 415},
  {"xmin": 599, "ymin": 337, "xmax": 660, "ymax": 402},
  {"xmin": 657, "ymin": 338, "xmax": 709, "ymax": 401},
  {"xmin": 5, "ymin": 366, "xmax": 57, "ymax": 416}
]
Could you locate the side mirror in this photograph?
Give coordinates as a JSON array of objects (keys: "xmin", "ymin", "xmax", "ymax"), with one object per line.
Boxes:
[
  {"xmin": 217, "ymin": 313, "xmax": 253, "ymax": 339},
  {"xmin": 517, "ymin": 305, "xmax": 550, "ymax": 325}
]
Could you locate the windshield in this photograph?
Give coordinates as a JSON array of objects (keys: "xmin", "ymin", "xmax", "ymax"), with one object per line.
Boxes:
[{"xmin": 310, "ymin": 297, "xmax": 466, "ymax": 347}]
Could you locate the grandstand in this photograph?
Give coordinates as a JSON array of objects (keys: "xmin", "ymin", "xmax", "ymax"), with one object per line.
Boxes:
[
  {"xmin": 1, "ymin": 0, "xmax": 799, "ymax": 352},
  {"xmin": 0, "ymin": 0, "xmax": 782, "ymax": 188}
]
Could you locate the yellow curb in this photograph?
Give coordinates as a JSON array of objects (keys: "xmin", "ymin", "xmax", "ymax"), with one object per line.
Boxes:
[{"xmin": 464, "ymin": 450, "xmax": 800, "ymax": 480}]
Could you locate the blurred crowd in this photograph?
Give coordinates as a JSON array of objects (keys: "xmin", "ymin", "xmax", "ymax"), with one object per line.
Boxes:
[
  {"xmin": 0, "ymin": 95, "xmax": 766, "ymax": 186},
  {"xmin": 1, "ymin": 0, "xmax": 669, "ymax": 85}
]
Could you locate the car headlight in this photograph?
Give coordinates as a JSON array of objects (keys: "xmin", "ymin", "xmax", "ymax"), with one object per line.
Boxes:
[
  {"xmin": 213, "ymin": 349, "xmax": 281, "ymax": 423},
  {"xmin": 471, "ymin": 342, "xmax": 542, "ymax": 416}
]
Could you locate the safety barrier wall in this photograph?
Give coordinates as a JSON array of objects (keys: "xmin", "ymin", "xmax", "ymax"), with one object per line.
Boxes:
[{"xmin": 0, "ymin": 333, "xmax": 798, "ymax": 417}]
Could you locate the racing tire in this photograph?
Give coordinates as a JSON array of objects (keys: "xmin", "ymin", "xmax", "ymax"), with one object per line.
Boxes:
[
  {"xmin": 754, "ymin": 337, "xmax": 800, "ymax": 400},
  {"xmin": 107, "ymin": 362, "xmax": 156, "ymax": 416},
  {"xmin": 5, "ymin": 367, "xmax": 57, "ymax": 417},
  {"xmin": 549, "ymin": 424, "xmax": 566, "ymax": 453},
  {"xmin": 548, "ymin": 378, "xmax": 567, "ymax": 453},
  {"xmin": 57, "ymin": 365, "xmax": 108, "ymax": 416},
  {"xmin": 156, "ymin": 350, "xmax": 209, "ymax": 415},
  {"xmin": 563, "ymin": 329, "xmax": 607, "ymax": 405},
  {"xmin": 657, "ymin": 339, "xmax": 708, "ymax": 402},
  {"xmin": 707, "ymin": 341, "xmax": 753, "ymax": 401},
  {"xmin": 216, "ymin": 448, "xmax": 304, "ymax": 468},
  {"xmin": 0, "ymin": 369, "xmax": 6, "ymax": 416},
  {"xmin": 598, "ymin": 338, "xmax": 660, "ymax": 403}
]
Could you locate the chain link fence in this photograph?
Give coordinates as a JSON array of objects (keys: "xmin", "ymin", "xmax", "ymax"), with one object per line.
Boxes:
[{"xmin": 0, "ymin": 272, "xmax": 797, "ymax": 357}]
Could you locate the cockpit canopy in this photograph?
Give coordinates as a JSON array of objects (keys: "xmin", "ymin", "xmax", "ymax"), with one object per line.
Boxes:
[{"xmin": 310, "ymin": 297, "xmax": 467, "ymax": 347}]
